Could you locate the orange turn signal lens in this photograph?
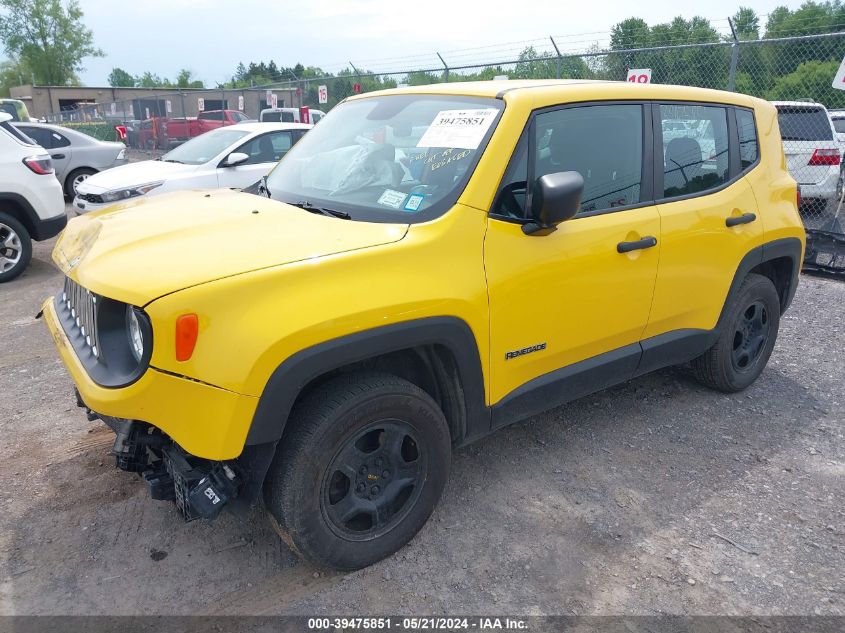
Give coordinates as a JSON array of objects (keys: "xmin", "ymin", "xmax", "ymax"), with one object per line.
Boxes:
[{"xmin": 175, "ymin": 314, "xmax": 198, "ymax": 361}]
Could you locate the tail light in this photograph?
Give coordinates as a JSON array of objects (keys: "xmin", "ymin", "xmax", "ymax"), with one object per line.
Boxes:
[
  {"xmin": 22, "ymin": 154, "xmax": 54, "ymax": 175},
  {"xmin": 114, "ymin": 125, "xmax": 127, "ymax": 141},
  {"xmin": 808, "ymin": 148, "xmax": 841, "ymax": 166}
]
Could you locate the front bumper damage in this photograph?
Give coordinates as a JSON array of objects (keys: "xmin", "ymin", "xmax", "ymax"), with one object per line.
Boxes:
[
  {"xmin": 76, "ymin": 390, "xmax": 240, "ymax": 520},
  {"xmin": 44, "ymin": 293, "xmax": 277, "ymax": 521}
]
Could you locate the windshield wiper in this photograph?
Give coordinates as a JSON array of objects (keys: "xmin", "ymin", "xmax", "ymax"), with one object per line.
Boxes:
[
  {"xmin": 290, "ymin": 200, "xmax": 351, "ymax": 220},
  {"xmin": 162, "ymin": 158, "xmax": 183, "ymax": 163}
]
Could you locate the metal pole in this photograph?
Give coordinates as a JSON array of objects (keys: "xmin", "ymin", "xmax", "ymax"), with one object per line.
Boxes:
[
  {"xmin": 350, "ymin": 61, "xmax": 362, "ymax": 93},
  {"xmin": 550, "ymin": 36, "xmax": 562, "ymax": 79},
  {"xmin": 727, "ymin": 17, "xmax": 739, "ymax": 92},
  {"xmin": 289, "ymin": 71, "xmax": 299, "ymax": 108},
  {"xmin": 437, "ymin": 52, "xmax": 449, "ymax": 82},
  {"xmin": 349, "ymin": 61, "xmax": 361, "ymax": 81}
]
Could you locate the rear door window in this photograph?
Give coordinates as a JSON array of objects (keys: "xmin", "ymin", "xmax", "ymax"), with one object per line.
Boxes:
[
  {"xmin": 776, "ymin": 106, "xmax": 833, "ymax": 141},
  {"xmin": 235, "ymin": 131, "xmax": 293, "ymax": 165},
  {"xmin": 50, "ymin": 131, "xmax": 71, "ymax": 148},
  {"xmin": 3, "ymin": 122, "xmax": 39, "ymax": 145},
  {"xmin": 18, "ymin": 126, "xmax": 52, "ymax": 147},
  {"xmin": 659, "ymin": 104, "xmax": 730, "ymax": 198}
]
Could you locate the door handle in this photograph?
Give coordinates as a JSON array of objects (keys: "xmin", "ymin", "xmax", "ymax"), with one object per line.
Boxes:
[
  {"xmin": 51, "ymin": 153, "xmax": 65, "ymax": 159},
  {"xmin": 617, "ymin": 236, "xmax": 658, "ymax": 254},
  {"xmin": 726, "ymin": 212, "xmax": 757, "ymax": 227}
]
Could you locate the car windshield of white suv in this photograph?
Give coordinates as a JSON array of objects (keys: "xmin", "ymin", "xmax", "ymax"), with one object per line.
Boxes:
[
  {"xmin": 161, "ymin": 128, "xmax": 249, "ymax": 165},
  {"xmin": 776, "ymin": 106, "xmax": 833, "ymax": 141},
  {"xmin": 264, "ymin": 95, "xmax": 504, "ymax": 220}
]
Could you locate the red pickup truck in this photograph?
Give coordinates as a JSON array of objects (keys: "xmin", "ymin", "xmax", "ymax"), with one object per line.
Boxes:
[{"xmin": 146, "ymin": 110, "xmax": 249, "ymax": 148}]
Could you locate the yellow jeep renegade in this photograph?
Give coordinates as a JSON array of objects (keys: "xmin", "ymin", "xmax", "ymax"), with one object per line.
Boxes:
[{"xmin": 44, "ymin": 80, "xmax": 804, "ymax": 570}]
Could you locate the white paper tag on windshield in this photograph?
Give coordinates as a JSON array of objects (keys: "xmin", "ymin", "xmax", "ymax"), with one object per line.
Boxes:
[
  {"xmin": 377, "ymin": 189, "xmax": 407, "ymax": 208},
  {"xmin": 417, "ymin": 109, "xmax": 498, "ymax": 149}
]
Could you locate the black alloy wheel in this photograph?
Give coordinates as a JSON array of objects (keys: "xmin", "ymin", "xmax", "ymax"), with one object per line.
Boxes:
[
  {"xmin": 322, "ymin": 420, "xmax": 426, "ymax": 540},
  {"xmin": 730, "ymin": 300, "xmax": 771, "ymax": 373}
]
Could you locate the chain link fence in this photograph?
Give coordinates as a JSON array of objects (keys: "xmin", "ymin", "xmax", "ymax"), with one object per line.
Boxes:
[{"xmin": 47, "ymin": 30, "xmax": 845, "ymax": 272}]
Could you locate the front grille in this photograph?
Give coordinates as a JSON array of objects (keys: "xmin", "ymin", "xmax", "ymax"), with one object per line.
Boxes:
[
  {"xmin": 78, "ymin": 193, "xmax": 103, "ymax": 204},
  {"xmin": 62, "ymin": 277, "xmax": 101, "ymax": 358}
]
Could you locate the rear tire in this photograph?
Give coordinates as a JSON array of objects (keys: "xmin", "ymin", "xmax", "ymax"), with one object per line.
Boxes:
[
  {"xmin": 64, "ymin": 167, "xmax": 97, "ymax": 198},
  {"xmin": 0, "ymin": 212, "xmax": 32, "ymax": 283},
  {"xmin": 264, "ymin": 371, "xmax": 451, "ymax": 570},
  {"xmin": 692, "ymin": 273, "xmax": 780, "ymax": 392}
]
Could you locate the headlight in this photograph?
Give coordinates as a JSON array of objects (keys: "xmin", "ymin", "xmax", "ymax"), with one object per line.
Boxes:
[
  {"xmin": 100, "ymin": 181, "xmax": 163, "ymax": 203},
  {"xmin": 116, "ymin": 148, "xmax": 126, "ymax": 159},
  {"xmin": 126, "ymin": 306, "xmax": 145, "ymax": 362}
]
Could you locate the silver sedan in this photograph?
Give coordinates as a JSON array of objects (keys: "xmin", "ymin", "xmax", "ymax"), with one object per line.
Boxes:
[{"xmin": 13, "ymin": 122, "xmax": 128, "ymax": 197}]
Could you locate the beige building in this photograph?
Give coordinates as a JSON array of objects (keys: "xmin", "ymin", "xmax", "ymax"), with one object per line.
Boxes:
[{"xmin": 10, "ymin": 84, "xmax": 299, "ymax": 120}]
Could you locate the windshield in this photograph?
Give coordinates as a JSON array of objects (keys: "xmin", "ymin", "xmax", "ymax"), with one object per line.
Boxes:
[
  {"xmin": 162, "ymin": 128, "xmax": 249, "ymax": 164},
  {"xmin": 265, "ymin": 94, "xmax": 504, "ymax": 221},
  {"xmin": 776, "ymin": 106, "xmax": 833, "ymax": 141},
  {"xmin": 263, "ymin": 110, "xmax": 294, "ymax": 123}
]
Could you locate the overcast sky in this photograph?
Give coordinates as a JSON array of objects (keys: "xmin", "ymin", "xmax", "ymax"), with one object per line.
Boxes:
[{"xmin": 57, "ymin": 0, "xmax": 808, "ymax": 86}]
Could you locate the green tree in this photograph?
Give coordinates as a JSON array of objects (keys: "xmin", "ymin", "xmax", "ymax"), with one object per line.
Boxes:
[
  {"xmin": 766, "ymin": 59, "xmax": 845, "ymax": 107},
  {"xmin": 764, "ymin": 2, "xmax": 845, "ymax": 75},
  {"xmin": 610, "ymin": 17, "xmax": 651, "ymax": 50},
  {"xmin": 136, "ymin": 71, "xmax": 171, "ymax": 88},
  {"xmin": 175, "ymin": 68, "xmax": 203, "ymax": 88},
  {"xmin": 608, "ymin": 15, "xmax": 726, "ymax": 87},
  {"xmin": 732, "ymin": 7, "xmax": 760, "ymax": 39},
  {"xmin": 108, "ymin": 67, "xmax": 135, "ymax": 87},
  {"xmin": 730, "ymin": 8, "xmax": 769, "ymax": 97},
  {"xmin": 0, "ymin": 58, "xmax": 29, "ymax": 96},
  {"xmin": 0, "ymin": 0, "xmax": 103, "ymax": 85},
  {"xmin": 404, "ymin": 71, "xmax": 440, "ymax": 86}
]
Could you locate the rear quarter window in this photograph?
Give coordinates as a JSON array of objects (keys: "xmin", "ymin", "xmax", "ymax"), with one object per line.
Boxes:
[
  {"xmin": 736, "ymin": 109, "xmax": 759, "ymax": 170},
  {"xmin": 776, "ymin": 106, "xmax": 833, "ymax": 141}
]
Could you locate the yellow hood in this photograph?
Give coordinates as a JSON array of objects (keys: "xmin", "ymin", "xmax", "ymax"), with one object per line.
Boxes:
[{"xmin": 54, "ymin": 189, "xmax": 409, "ymax": 306}]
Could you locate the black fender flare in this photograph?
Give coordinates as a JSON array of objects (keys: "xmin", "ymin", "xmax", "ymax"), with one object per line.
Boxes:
[
  {"xmin": 244, "ymin": 316, "xmax": 489, "ymax": 448},
  {"xmin": 718, "ymin": 237, "xmax": 803, "ymax": 326}
]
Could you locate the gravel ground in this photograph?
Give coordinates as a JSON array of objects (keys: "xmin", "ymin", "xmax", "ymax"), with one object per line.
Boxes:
[{"xmin": 0, "ymin": 198, "xmax": 842, "ymax": 616}]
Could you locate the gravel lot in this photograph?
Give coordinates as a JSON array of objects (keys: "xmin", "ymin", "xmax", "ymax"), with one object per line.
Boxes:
[{"xmin": 0, "ymin": 195, "xmax": 843, "ymax": 616}]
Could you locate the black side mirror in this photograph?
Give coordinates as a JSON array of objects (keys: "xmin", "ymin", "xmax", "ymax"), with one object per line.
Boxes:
[{"xmin": 523, "ymin": 171, "xmax": 584, "ymax": 235}]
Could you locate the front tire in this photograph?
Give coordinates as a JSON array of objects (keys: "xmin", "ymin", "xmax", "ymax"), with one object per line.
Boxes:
[
  {"xmin": 692, "ymin": 273, "xmax": 780, "ymax": 392},
  {"xmin": 264, "ymin": 371, "xmax": 451, "ymax": 570},
  {"xmin": 0, "ymin": 212, "xmax": 32, "ymax": 283}
]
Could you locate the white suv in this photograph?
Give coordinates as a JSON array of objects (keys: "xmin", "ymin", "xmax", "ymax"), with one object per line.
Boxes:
[
  {"xmin": 0, "ymin": 112, "xmax": 66, "ymax": 282},
  {"xmin": 772, "ymin": 101, "xmax": 843, "ymax": 224}
]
